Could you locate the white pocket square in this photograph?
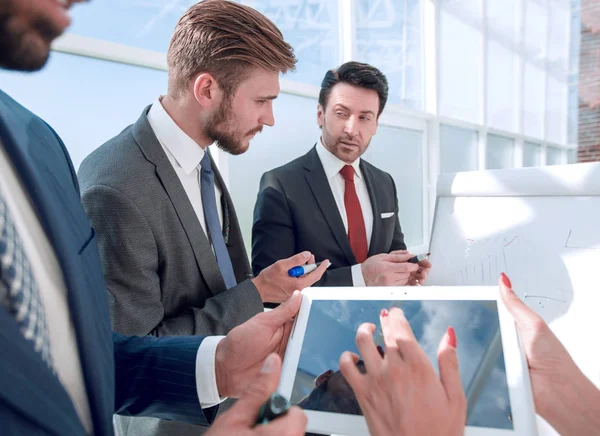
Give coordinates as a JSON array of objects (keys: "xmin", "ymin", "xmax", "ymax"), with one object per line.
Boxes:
[{"xmin": 381, "ymin": 212, "xmax": 395, "ymax": 219}]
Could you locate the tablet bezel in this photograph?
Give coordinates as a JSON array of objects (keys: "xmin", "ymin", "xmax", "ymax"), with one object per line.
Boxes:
[{"xmin": 278, "ymin": 286, "xmax": 537, "ymax": 436}]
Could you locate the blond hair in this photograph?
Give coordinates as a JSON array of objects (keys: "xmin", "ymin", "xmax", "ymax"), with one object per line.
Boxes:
[{"xmin": 167, "ymin": 0, "xmax": 296, "ymax": 97}]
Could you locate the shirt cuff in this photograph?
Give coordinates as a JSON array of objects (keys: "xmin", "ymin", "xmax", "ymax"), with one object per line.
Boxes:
[
  {"xmin": 195, "ymin": 336, "xmax": 227, "ymax": 409},
  {"xmin": 351, "ymin": 264, "xmax": 366, "ymax": 287}
]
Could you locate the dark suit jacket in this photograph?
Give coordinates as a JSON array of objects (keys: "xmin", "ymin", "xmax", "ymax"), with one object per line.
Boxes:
[
  {"xmin": 0, "ymin": 90, "xmax": 215, "ymax": 435},
  {"xmin": 252, "ymin": 146, "xmax": 407, "ymax": 286},
  {"xmin": 78, "ymin": 107, "xmax": 263, "ymax": 435}
]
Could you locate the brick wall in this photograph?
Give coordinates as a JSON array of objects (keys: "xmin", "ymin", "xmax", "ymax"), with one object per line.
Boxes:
[{"xmin": 578, "ymin": 1, "xmax": 600, "ymax": 162}]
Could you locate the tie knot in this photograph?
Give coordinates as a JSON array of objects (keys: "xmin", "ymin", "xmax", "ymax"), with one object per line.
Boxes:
[
  {"xmin": 340, "ymin": 165, "xmax": 355, "ymax": 182},
  {"xmin": 200, "ymin": 151, "xmax": 212, "ymax": 173}
]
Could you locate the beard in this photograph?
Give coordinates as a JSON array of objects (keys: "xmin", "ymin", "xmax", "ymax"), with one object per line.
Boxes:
[
  {"xmin": 204, "ymin": 96, "xmax": 262, "ymax": 156},
  {"xmin": 0, "ymin": 9, "xmax": 61, "ymax": 72}
]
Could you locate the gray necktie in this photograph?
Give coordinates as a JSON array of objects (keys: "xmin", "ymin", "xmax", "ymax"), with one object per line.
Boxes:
[
  {"xmin": 0, "ymin": 189, "xmax": 54, "ymax": 370},
  {"xmin": 199, "ymin": 152, "xmax": 237, "ymax": 289}
]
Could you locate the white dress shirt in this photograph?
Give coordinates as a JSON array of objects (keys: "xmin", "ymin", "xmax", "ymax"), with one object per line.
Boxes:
[
  {"xmin": 0, "ymin": 145, "xmax": 93, "ymax": 433},
  {"xmin": 315, "ymin": 139, "xmax": 374, "ymax": 286},
  {"xmin": 147, "ymin": 97, "xmax": 223, "ymax": 232},
  {"xmin": 147, "ymin": 97, "xmax": 225, "ymax": 407}
]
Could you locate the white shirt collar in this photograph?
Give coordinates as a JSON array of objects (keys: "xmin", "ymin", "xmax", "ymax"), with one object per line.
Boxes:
[
  {"xmin": 316, "ymin": 137, "xmax": 363, "ymax": 181},
  {"xmin": 147, "ymin": 97, "xmax": 213, "ymax": 174}
]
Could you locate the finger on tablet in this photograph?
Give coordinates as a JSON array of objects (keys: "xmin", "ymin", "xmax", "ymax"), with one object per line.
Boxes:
[{"xmin": 355, "ymin": 322, "xmax": 383, "ymax": 373}]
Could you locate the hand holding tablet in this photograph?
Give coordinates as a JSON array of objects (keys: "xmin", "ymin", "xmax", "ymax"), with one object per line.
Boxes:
[{"xmin": 278, "ymin": 286, "xmax": 538, "ymax": 435}]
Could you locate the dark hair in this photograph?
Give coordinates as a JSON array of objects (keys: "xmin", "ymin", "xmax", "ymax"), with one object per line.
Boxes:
[
  {"xmin": 318, "ymin": 61, "xmax": 389, "ymax": 116},
  {"xmin": 167, "ymin": 0, "xmax": 296, "ymax": 98}
]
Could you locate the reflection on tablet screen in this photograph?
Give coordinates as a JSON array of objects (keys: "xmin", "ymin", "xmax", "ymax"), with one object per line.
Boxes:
[{"xmin": 290, "ymin": 300, "xmax": 512, "ymax": 430}]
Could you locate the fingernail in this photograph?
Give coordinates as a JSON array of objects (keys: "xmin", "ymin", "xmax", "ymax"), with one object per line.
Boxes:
[
  {"xmin": 380, "ymin": 309, "xmax": 389, "ymax": 318},
  {"xmin": 447, "ymin": 326, "xmax": 457, "ymax": 348},
  {"xmin": 303, "ymin": 252, "xmax": 310, "ymax": 259},
  {"xmin": 261, "ymin": 354, "xmax": 277, "ymax": 373},
  {"xmin": 500, "ymin": 272, "xmax": 512, "ymax": 289}
]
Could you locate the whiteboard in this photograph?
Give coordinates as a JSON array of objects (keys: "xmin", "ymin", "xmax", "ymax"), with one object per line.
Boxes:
[{"xmin": 428, "ymin": 162, "xmax": 600, "ymax": 435}]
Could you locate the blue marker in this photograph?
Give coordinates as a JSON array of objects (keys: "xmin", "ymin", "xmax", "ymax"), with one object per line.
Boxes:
[{"xmin": 288, "ymin": 261, "xmax": 326, "ymax": 277}]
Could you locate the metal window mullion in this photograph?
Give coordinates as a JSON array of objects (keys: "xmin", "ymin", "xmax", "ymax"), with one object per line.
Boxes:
[{"xmin": 339, "ymin": 0, "xmax": 356, "ymax": 63}]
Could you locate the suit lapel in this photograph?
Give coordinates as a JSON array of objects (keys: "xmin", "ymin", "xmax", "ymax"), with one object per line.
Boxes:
[
  {"xmin": 361, "ymin": 161, "xmax": 384, "ymax": 257},
  {"xmin": 0, "ymin": 91, "xmax": 106, "ymax": 435},
  {"xmin": 304, "ymin": 147, "xmax": 357, "ymax": 264},
  {"xmin": 131, "ymin": 107, "xmax": 225, "ymax": 295},
  {"xmin": 0, "ymin": 307, "xmax": 86, "ymax": 436}
]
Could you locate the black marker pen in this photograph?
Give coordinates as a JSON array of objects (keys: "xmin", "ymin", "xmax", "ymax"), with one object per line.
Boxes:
[
  {"xmin": 255, "ymin": 393, "xmax": 291, "ymax": 426},
  {"xmin": 407, "ymin": 253, "xmax": 431, "ymax": 263}
]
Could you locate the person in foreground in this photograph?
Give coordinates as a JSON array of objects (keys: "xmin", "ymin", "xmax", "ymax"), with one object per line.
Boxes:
[
  {"xmin": 497, "ymin": 273, "xmax": 600, "ymax": 435},
  {"xmin": 0, "ymin": 1, "xmax": 323, "ymax": 435},
  {"xmin": 333, "ymin": 273, "xmax": 600, "ymax": 436}
]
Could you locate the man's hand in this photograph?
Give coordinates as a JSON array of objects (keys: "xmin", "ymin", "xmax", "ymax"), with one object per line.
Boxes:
[
  {"xmin": 252, "ymin": 252, "xmax": 330, "ymax": 303},
  {"xmin": 340, "ymin": 308, "xmax": 466, "ymax": 436},
  {"xmin": 205, "ymin": 354, "xmax": 307, "ymax": 436},
  {"xmin": 215, "ymin": 291, "xmax": 302, "ymax": 398},
  {"xmin": 500, "ymin": 273, "xmax": 600, "ymax": 435},
  {"xmin": 408, "ymin": 257, "xmax": 432, "ymax": 286},
  {"xmin": 361, "ymin": 251, "xmax": 419, "ymax": 286}
]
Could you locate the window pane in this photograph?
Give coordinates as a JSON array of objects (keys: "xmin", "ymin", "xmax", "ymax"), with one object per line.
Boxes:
[
  {"xmin": 568, "ymin": 1, "xmax": 581, "ymax": 145},
  {"xmin": 486, "ymin": 0, "xmax": 518, "ymax": 132},
  {"xmin": 546, "ymin": 147, "xmax": 563, "ymax": 165},
  {"xmin": 439, "ymin": 125, "xmax": 478, "ymax": 173},
  {"xmin": 69, "ymin": 0, "xmax": 340, "ymax": 87},
  {"xmin": 522, "ymin": 0, "xmax": 548, "ymax": 139},
  {"xmin": 240, "ymin": 1, "xmax": 340, "ymax": 86},
  {"xmin": 69, "ymin": 0, "xmax": 189, "ymax": 52},
  {"xmin": 228, "ymin": 93, "xmax": 322, "ymax": 254},
  {"xmin": 568, "ymin": 148, "xmax": 577, "ymax": 164},
  {"xmin": 545, "ymin": 0, "xmax": 570, "ymax": 144},
  {"xmin": 439, "ymin": 0, "xmax": 482, "ymax": 123},
  {"xmin": 355, "ymin": 0, "xmax": 423, "ymax": 109},
  {"xmin": 0, "ymin": 52, "xmax": 166, "ymax": 170},
  {"xmin": 486, "ymin": 134, "xmax": 514, "ymax": 169},
  {"xmin": 363, "ymin": 127, "xmax": 424, "ymax": 247},
  {"xmin": 523, "ymin": 141, "xmax": 542, "ymax": 167}
]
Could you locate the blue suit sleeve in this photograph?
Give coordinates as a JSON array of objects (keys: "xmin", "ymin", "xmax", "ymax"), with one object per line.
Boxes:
[{"xmin": 113, "ymin": 332, "xmax": 218, "ymax": 426}]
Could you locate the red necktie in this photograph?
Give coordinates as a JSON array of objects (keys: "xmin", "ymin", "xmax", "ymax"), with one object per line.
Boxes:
[{"xmin": 340, "ymin": 165, "xmax": 368, "ymax": 263}]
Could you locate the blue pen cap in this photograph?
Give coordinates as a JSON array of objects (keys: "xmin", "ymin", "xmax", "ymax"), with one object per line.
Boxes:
[{"xmin": 288, "ymin": 266, "xmax": 305, "ymax": 277}]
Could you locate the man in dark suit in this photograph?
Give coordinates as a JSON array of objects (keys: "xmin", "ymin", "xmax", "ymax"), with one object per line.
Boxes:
[
  {"xmin": 253, "ymin": 62, "xmax": 432, "ymax": 287},
  {"xmin": 0, "ymin": 1, "xmax": 313, "ymax": 435}
]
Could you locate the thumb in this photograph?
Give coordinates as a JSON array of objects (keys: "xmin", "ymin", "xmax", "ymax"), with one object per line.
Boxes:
[
  {"xmin": 228, "ymin": 353, "xmax": 283, "ymax": 426},
  {"xmin": 264, "ymin": 290, "xmax": 302, "ymax": 327},
  {"xmin": 437, "ymin": 327, "xmax": 465, "ymax": 405},
  {"xmin": 277, "ymin": 251, "xmax": 312, "ymax": 269},
  {"xmin": 499, "ymin": 273, "xmax": 543, "ymax": 330},
  {"xmin": 384, "ymin": 251, "xmax": 415, "ymax": 263}
]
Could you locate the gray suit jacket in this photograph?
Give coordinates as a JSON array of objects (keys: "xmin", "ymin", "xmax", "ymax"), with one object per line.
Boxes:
[{"xmin": 78, "ymin": 106, "xmax": 264, "ymax": 436}]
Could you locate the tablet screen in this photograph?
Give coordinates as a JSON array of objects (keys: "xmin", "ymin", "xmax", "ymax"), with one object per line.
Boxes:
[{"xmin": 290, "ymin": 300, "xmax": 512, "ymax": 430}]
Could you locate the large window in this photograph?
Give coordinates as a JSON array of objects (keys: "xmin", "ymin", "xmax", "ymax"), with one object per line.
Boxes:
[
  {"xmin": 0, "ymin": 0, "xmax": 579, "ymax": 252},
  {"xmin": 355, "ymin": 0, "xmax": 423, "ymax": 109},
  {"xmin": 239, "ymin": 1, "xmax": 341, "ymax": 86},
  {"xmin": 228, "ymin": 93, "xmax": 322, "ymax": 254},
  {"xmin": 363, "ymin": 126, "xmax": 425, "ymax": 247},
  {"xmin": 0, "ymin": 52, "xmax": 166, "ymax": 170}
]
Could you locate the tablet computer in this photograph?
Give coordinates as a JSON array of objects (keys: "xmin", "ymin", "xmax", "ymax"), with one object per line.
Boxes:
[{"xmin": 278, "ymin": 286, "xmax": 536, "ymax": 436}]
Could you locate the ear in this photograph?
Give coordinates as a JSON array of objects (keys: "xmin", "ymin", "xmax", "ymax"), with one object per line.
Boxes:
[
  {"xmin": 314, "ymin": 369, "xmax": 334, "ymax": 387},
  {"xmin": 192, "ymin": 73, "xmax": 221, "ymax": 108},
  {"xmin": 317, "ymin": 104, "xmax": 325, "ymax": 129}
]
